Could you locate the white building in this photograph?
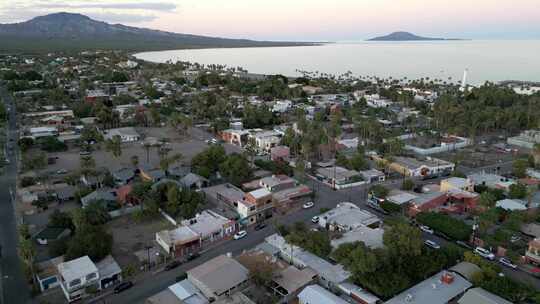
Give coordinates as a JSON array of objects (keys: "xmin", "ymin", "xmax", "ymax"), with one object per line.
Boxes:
[
  {"xmin": 103, "ymin": 127, "xmax": 140, "ymax": 142},
  {"xmin": 318, "ymin": 202, "xmax": 380, "ymax": 231},
  {"xmin": 249, "ymin": 130, "xmax": 281, "ymax": 152},
  {"xmin": 272, "ymin": 100, "xmax": 293, "ymax": 113},
  {"xmin": 57, "ymin": 256, "xmax": 99, "ymax": 302},
  {"xmin": 298, "ymin": 285, "xmax": 349, "ymax": 304}
]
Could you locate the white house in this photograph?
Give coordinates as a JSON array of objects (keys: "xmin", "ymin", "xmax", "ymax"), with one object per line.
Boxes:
[
  {"xmin": 57, "ymin": 256, "xmax": 100, "ymax": 302},
  {"xmin": 103, "ymin": 127, "xmax": 140, "ymax": 142}
]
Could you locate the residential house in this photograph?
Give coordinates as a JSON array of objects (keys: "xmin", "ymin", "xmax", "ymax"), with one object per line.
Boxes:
[
  {"xmin": 266, "ymin": 234, "xmax": 351, "ymax": 289},
  {"xmin": 440, "ymin": 177, "xmax": 475, "ymax": 193},
  {"xmin": 270, "ymin": 146, "xmax": 290, "ymax": 162},
  {"xmin": 180, "ymin": 173, "xmax": 209, "ymax": 190},
  {"xmin": 249, "ymin": 130, "xmax": 281, "ymax": 152},
  {"xmin": 468, "ymin": 172, "xmax": 515, "ymax": 192},
  {"xmin": 507, "ymin": 130, "xmax": 540, "ymax": 149},
  {"xmin": 360, "ymin": 169, "xmax": 386, "ymax": 183},
  {"xmin": 385, "ymin": 271, "xmax": 472, "ymax": 304},
  {"xmin": 496, "ymin": 199, "xmax": 529, "ymax": 211},
  {"xmin": 95, "ymin": 255, "xmax": 122, "ymax": 290},
  {"xmin": 112, "ymin": 168, "xmax": 135, "ymax": 185},
  {"xmin": 156, "ymin": 226, "xmax": 201, "ymax": 257},
  {"xmin": 28, "ymin": 126, "xmax": 58, "ymax": 139},
  {"xmin": 270, "ymin": 266, "xmax": 317, "ymax": 302},
  {"xmin": 187, "ymin": 255, "xmax": 249, "ymax": 301},
  {"xmin": 337, "ymin": 282, "xmax": 380, "ymax": 304},
  {"xmin": 146, "ymin": 279, "xmax": 208, "ymax": 304},
  {"xmin": 386, "ymin": 191, "xmax": 418, "ymax": 211},
  {"xmin": 80, "ymin": 188, "xmax": 117, "ymax": 208},
  {"xmin": 103, "ymin": 127, "xmax": 140, "ymax": 142},
  {"xmin": 35, "ymin": 256, "xmax": 64, "ymax": 292},
  {"xmin": 458, "ymin": 287, "xmax": 513, "ymax": 304},
  {"xmin": 298, "ymin": 285, "xmax": 349, "ymax": 304},
  {"xmin": 377, "ymin": 156, "xmax": 455, "ymax": 178},
  {"xmin": 180, "ymin": 210, "xmax": 236, "ymax": 245},
  {"xmin": 219, "ymin": 129, "xmax": 250, "ymax": 147},
  {"xmin": 316, "ymin": 166, "xmax": 364, "ymax": 189},
  {"xmin": 85, "ymin": 89, "xmax": 109, "ymax": 103},
  {"xmin": 202, "ymin": 183, "xmax": 245, "ymax": 209},
  {"xmin": 446, "ymin": 189, "xmax": 480, "ymax": 214},
  {"xmin": 57, "ymin": 256, "xmax": 100, "ymax": 302},
  {"xmin": 260, "ymin": 174, "xmax": 296, "ymax": 192},
  {"xmin": 34, "ymin": 227, "xmax": 70, "ymax": 245},
  {"xmin": 408, "ymin": 191, "xmax": 448, "ymax": 217},
  {"xmin": 318, "ymin": 202, "xmax": 381, "ymax": 231},
  {"xmin": 237, "ymin": 188, "xmax": 274, "ymax": 226}
]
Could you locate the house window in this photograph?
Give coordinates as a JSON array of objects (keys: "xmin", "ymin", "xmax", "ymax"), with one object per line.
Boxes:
[
  {"xmin": 86, "ymin": 273, "xmax": 97, "ymax": 281},
  {"xmin": 69, "ymin": 279, "xmax": 81, "ymax": 288}
]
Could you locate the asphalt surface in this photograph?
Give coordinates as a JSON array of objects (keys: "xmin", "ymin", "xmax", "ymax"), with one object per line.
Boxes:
[{"xmin": 0, "ymin": 85, "xmax": 32, "ymax": 304}]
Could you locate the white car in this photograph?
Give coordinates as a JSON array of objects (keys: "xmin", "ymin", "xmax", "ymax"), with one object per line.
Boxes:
[
  {"xmin": 424, "ymin": 240, "xmax": 441, "ymax": 249},
  {"xmin": 499, "ymin": 257, "xmax": 517, "ymax": 269},
  {"xmin": 233, "ymin": 230, "xmax": 247, "ymax": 240},
  {"xmin": 303, "ymin": 202, "xmax": 314, "ymax": 209},
  {"xmin": 311, "ymin": 216, "xmax": 320, "ymax": 223},
  {"xmin": 419, "ymin": 225, "xmax": 434, "ymax": 234},
  {"xmin": 474, "ymin": 247, "xmax": 495, "ymax": 260}
]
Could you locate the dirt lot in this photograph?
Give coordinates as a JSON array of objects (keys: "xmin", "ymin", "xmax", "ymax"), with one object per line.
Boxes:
[
  {"xmin": 434, "ymin": 143, "xmax": 524, "ymax": 169},
  {"xmin": 37, "ymin": 126, "xmax": 242, "ymax": 175},
  {"xmin": 107, "ymin": 216, "xmax": 174, "ymax": 268}
]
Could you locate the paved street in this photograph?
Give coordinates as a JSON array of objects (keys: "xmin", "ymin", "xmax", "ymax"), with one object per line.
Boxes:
[{"xmin": 0, "ymin": 85, "xmax": 32, "ymax": 304}]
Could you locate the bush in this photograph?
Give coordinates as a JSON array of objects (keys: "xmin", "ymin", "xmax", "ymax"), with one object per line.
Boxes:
[
  {"xmin": 381, "ymin": 200, "xmax": 402, "ymax": 214},
  {"xmin": 20, "ymin": 176, "xmax": 36, "ymax": 187},
  {"xmin": 416, "ymin": 212, "xmax": 472, "ymax": 241},
  {"xmin": 369, "ymin": 185, "xmax": 389, "ymax": 198},
  {"xmin": 402, "ymin": 179, "xmax": 415, "ymax": 191}
]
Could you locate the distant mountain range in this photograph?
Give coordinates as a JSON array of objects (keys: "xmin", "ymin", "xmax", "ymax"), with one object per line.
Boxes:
[
  {"xmin": 0, "ymin": 12, "xmax": 314, "ymax": 53},
  {"xmin": 367, "ymin": 31, "xmax": 461, "ymax": 41}
]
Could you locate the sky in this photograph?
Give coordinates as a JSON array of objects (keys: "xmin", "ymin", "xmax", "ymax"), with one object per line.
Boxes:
[{"xmin": 1, "ymin": 0, "xmax": 539, "ymax": 41}]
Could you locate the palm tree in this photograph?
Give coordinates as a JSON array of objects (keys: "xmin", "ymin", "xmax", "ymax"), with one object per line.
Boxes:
[{"xmin": 105, "ymin": 135, "xmax": 122, "ymax": 158}]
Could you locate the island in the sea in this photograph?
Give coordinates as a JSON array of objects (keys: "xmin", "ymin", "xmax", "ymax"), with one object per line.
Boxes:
[{"xmin": 367, "ymin": 31, "xmax": 462, "ymax": 41}]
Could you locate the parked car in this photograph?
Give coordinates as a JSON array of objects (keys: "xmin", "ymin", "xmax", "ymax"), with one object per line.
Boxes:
[
  {"xmin": 499, "ymin": 257, "xmax": 517, "ymax": 269},
  {"xmin": 311, "ymin": 216, "xmax": 320, "ymax": 223},
  {"xmin": 254, "ymin": 223, "xmax": 267, "ymax": 231},
  {"xmin": 510, "ymin": 235, "xmax": 521, "ymax": 243},
  {"xmin": 419, "ymin": 225, "xmax": 434, "ymax": 234},
  {"xmin": 303, "ymin": 202, "xmax": 314, "ymax": 209},
  {"xmin": 79, "ymin": 150, "xmax": 91, "ymax": 156},
  {"xmin": 186, "ymin": 253, "xmax": 200, "ymax": 262},
  {"xmin": 474, "ymin": 247, "xmax": 495, "ymax": 260},
  {"xmin": 424, "ymin": 240, "xmax": 441, "ymax": 249},
  {"xmin": 114, "ymin": 281, "xmax": 134, "ymax": 293},
  {"xmin": 234, "ymin": 230, "xmax": 247, "ymax": 240},
  {"xmin": 56, "ymin": 169, "xmax": 68, "ymax": 175},
  {"xmin": 164, "ymin": 260, "xmax": 182, "ymax": 271}
]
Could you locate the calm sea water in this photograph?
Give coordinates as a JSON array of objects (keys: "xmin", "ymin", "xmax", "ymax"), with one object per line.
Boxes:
[{"xmin": 135, "ymin": 41, "xmax": 540, "ymax": 85}]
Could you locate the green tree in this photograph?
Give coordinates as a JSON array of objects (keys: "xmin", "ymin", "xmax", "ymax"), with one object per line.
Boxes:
[
  {"xmin": 105, "ymin": 135, "xmax": 122, "ymax": 158},
  {"xmin": 219, "ymin": 153, "xmax": 251, "ymax": 186},
  {"xmin": 509, "ymin": 183, "xmax": 527, "ymax": 199},
  {"xmin": 513, "ymin": 159, "xmax": 529, "ymax": 178},
  {"xmin": 401, "ymin": 179, "xmax": 415, "ymax": 191}
]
